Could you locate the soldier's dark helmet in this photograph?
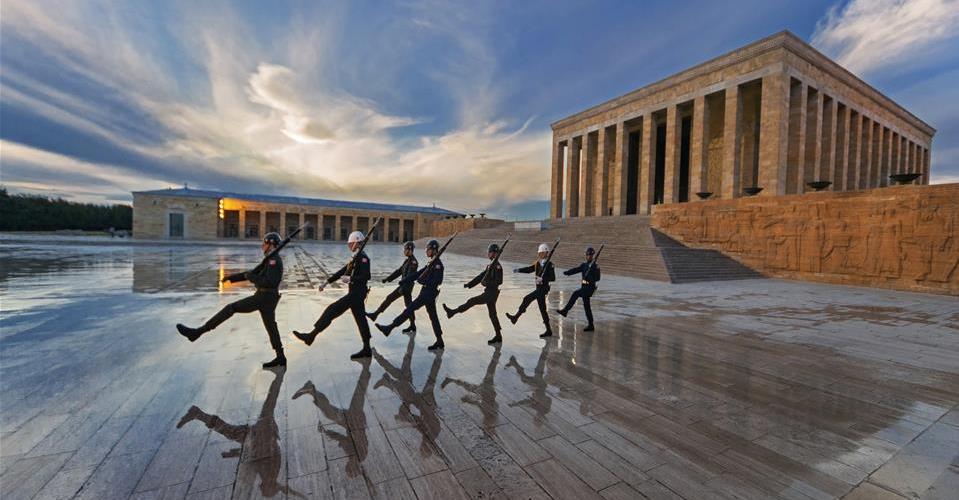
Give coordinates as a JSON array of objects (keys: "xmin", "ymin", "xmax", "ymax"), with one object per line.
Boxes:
[
  {"xmin": 263, "ymin": 232, "xmax": 282, "ymax": 247},
  {"xmin": 487, "ymin": 243, "xmax": 500, "ymax": 254},
  {"xmin": 585, "ymin": 246, "xmax": 595, "ymax": 255},
  {"xmin": 403, "ymin": 241, "xmax": 415, "ymax": 251},
  {"xmin": 426, "ymin": 239, "xmax": 440, "ymax": 250}
]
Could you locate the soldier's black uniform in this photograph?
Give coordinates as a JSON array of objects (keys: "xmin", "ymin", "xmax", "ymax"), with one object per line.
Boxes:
[
  {"xmin": 443, "ymin": 258, "xmax": 504, "ymax": 343},
  {"xmin": 377, "ymin": 256, "xmax": 445, "ymax": 350},
  {"xmin": 367, "ymin": 253, "xmax": 418, "ymax": 331},
  {"xmin": 176, "ymin": 249, "xmax": 286, "ymax": 368},
  {"xmin": 293, "ymin": 250, "xmax": 372, "ymax": 358},
  {"xmin": 506, "ymin": 259, "xmax": 556, "ymax": 337},
  {"xmin": 557, "ymin": 261, "xmax": 601, "ymax": 330}
]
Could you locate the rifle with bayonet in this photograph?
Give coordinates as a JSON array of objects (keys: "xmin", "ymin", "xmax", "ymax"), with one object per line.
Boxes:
[
  {"xmin": 587, "ymin": 243, "xmax": 605, "ymax": 273},
  {"xmin": 222, "ymin": 223, "xmax": 309, "ymax": 283}
]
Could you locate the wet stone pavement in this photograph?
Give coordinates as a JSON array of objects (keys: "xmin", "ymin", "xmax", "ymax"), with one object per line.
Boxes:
[{"xmin": 1, "ymin": 239, "xmax": 957, "ymax": 500}]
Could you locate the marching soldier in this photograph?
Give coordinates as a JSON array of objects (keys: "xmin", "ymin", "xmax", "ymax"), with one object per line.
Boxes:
[
  {"xmin": 376, "ymin": 239, "xmax": 445, "ymax": 351},
  {"xmin": 366, "ymin": 241, "xmax": 417, "ymax": 334},
  {"xmin": 292, "ymin": 230, "xmax": 373, "ymax": 359},
  {"xmin": 443, "ymin": 243, "xmax": 504, "ymax": 344},
  {"xmin": 505, "ymin": 243, "xmax": 556, "ymax": 338},
  {"xmin": 176, "ymin": 232, "xmax": 287, "ymax": 368},
  {"xmin": 556, "ymin": 246, "xmax": 601, "ymax": 331}
]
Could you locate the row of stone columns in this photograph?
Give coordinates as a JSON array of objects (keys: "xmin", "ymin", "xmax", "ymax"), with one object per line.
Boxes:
[
  {"xmin": 550, "ymin": 73, "xmax": 931, "ymax": 219},
  {"xmin": 229, "ymin": 210, "xmax": 414, "ymax": 241},
  {"xmin": 785, "ymin": 79, "xmax": 930, "ymax": 194}
]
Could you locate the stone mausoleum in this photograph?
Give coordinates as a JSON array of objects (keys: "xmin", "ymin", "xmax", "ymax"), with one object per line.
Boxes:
[
  {"xmin": 132, "ymin": 187, "xmax": 460, "ymax": 241},
  {"xmin": 549, "ymin": 31, "xmax": 935, "ymax": 218}
]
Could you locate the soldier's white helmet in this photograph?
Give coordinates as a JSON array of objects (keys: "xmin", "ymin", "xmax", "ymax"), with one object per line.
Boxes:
[
  {"xmin": 537, "ymin": 243, "xmax": 550, "ymax": 253},
  {"xmin": 348, "ymin": 231, "xmax": 365, "ymax": 243}
]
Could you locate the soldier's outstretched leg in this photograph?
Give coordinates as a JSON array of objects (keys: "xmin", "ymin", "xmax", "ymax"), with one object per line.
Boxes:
[
  {"xmin": 377, "ymin": 294, "xmax": 425, "ymax": 337},
  {"xmin": 366, "ymin": 287, "xmax": 402, "ymax": 322},
  {"xmin": 536, "ymin": 293, "xmax": 552, "ymax": 338},
  {"xmin": 443, "ymin": 294, "xmax": 485, "ymax": 319},
  {"xmin": 400, "ymin": 288, "xmax": 416, "ymax": 334},
  {"xmin": 293, "ymin": 294, "xmax": 352, "ymax": 346},
  {"xmin": 505, "ymin": 291, "xmax": 537, "ymax": 325},
  {"xmin": 424, "ymin": 300, "xmax": 444, "ymax": 350},
  {"xmin": 177, "ymin": 295, "xmax": 261, "ymax": 341},
  {"xmin": 556, "ymin": 289, "xmax": 583, "ymax": 318},
  {"xmin": 349, "ymin": 298, "xmax": 373, "ymax": 359},
  {"xmin": 582, "ymin": 295, "xmax": 595, "ymax": 331}
]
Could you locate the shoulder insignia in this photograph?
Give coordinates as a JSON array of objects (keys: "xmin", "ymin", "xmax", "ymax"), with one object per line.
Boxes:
[
  {"xmin": 269, "ymin": 259, "xmax": 276, "ymax": 266},
  {"xmin": 435, "ymin": 264, "xmax": 442, "ymax": 269},
  {"xmin": 362, "ymin": 258, "xmax": 368, "ymax": 263}
]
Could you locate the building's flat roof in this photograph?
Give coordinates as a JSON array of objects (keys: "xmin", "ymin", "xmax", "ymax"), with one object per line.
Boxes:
[
  {"xmin": 134, "ymin": 187, "xmax": 462, "ymax": 216},
  {"xmin": 551, "ymin": 31, "xmax": 934, "ymax": 136}
]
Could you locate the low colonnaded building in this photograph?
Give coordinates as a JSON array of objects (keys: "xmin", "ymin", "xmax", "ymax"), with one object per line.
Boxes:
[{"xmin": 132, "ymin": 187, "xmax": 461, "ymax": 241}]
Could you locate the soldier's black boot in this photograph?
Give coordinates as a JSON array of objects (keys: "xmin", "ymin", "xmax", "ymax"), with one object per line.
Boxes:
[
  {"xmin": 555, "ymin": 308, "xmax": 568, "ymax": 318},
  {"xmin": 539, "ymin": 324, "xmax": 553, "ymax": 338},
  {"xmin": 428, "ymin": 338, "xmax": 445, "ymax": 351},
  {"xmin": 442, "ymin": 304, "xmax": 455, "ymax": 319},
  {"xmin": 365, "ymin": 311, "xmax": 379, "ymax": 321},
  {"xmin": 487, "ymin": 332, "xmax": 502, "ymax": 344},
  {"xmin": 351, "ymin": 343, "xmax": 372, "ymax": 359},
  {"xmin": 375, "ymin": 323, "xmax": 393, "ymax": 338},
  {"xmin": 583, "ymin": 324, "xmax": 595, "ymax": 332},
  {"xmin": 292, "ymin": 329, "xmax": 318, "ymax": 346},
  {"xmin": 401, "ymin": 324, "xmax": 416, "ymax": 334},
  {"xmin": 176, "ymin": 324, "xmax": 205, "ymax": 342},
  {"xmin": 505, "ymin": 312, "xmax": 519, "ymax": 324},
  {"xmin": 262, "ymin": 350, "xmax": 287, "ymax": 368}
]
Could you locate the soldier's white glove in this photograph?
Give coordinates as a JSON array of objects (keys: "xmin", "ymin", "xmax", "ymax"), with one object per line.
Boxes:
[
  {"xmin": 341, "ymin": 276, "xmax": 351, "ymax": 284},
  {"xmin": 317, "ymin": 283, "xmax": 326, "ymax": 293},
  {"xmin": 512, "ymin": 268, "xmax": 519, "ymax": 273}
]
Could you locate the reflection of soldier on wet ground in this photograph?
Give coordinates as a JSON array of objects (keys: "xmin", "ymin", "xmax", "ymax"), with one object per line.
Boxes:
[
  {"xmin": 176, "ymin": 367, "xmax": 296, "ymax": 497},
  {"xmin": 176, "ymin": 232, "xmax": 287, "ymax": 368},
  {"xmin": 506, "ymin": 341, "xmax": 552, "ymax": 419},
  {"xmin": 366, "ymin": 241, "xmax": 418, "ymax": 334},
  {"xmin": 373, "ymin": 335, "xmax": 444, "ymax": 444},
  {"xmin": 441, "ymin": 344, "xmax": 501, "ymax": 427},
  {"xmin": 291, "ymin": 359, "xmax": 371, "ymax": 476}
]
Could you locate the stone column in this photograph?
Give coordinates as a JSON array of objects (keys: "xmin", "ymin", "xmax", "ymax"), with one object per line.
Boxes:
[
  {"xmin": 758, "ymin": 73, "xmax": 789, "ymax": 195},
  {"xmin": 280, "ymin": 212, "xmax": 287, "ymax": 237},
  {"xmin": 565, "ymin": 136, "xmax": 580, "ymax": 218},
  {"xmin": 579, "ymin": 132, "xmax": 595, "ymax": 217},
  {"xmin": 238, "ymin": 210, "xmax": 246, "ymax": 239},
  {"xmin": 549, "ymin": 140, "xmax": 564, "ymax": 219},
  {"xmin": 690, "ymin": 95, "xmax": 708, "ymax": 197},
  {"xmin": 899, "ymin": 136, "xmax": 907, "ymax": 175},
  {"xmin": 334, "ymin": 216, "xmax": 342, "ymax": 240},
  {"xmin": 923, "ymin": 147, "xmax": 930, "ymax": 184},
  {"xmin": 837, "ymin": 106, "xmax": 850, "ymax": 191},
  {"xmin": 663, "ymin": 105, "xmax": 681, "ymax": 204},
  {"xmin": 259, "ymin": 211, "xmax": 267, "ymax": 238},
  {"xmin": 639, "ymin": 115, "xmax": 656, "ymax": 214},
  {"xmin": 721, "ymin": 85, "xmax": 742, "ymax": 199},
  {"xmin": 823, "ymin": 98, "xmax": 837, "ymax": 190},
  {"xmin": 596, "ymin": 127, "xmax": 610, "ymax": 216},
  {"xmin": 860, "ymin": 117, "xmax": 872, "ymax": 189},
  {"xmin": 801, "ymin": 89, "xmax": 822, "ymax": 193},
  {"xmin": 612, "ymin": 123, "xmax": 628, "ymax": 215}
]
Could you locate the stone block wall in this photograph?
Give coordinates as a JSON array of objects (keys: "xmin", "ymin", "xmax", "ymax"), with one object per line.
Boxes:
[
  {"xmin": 651, "ymin": 184, "xmax": 959, "ymax": 295},
  {"xmin": 430, "ymin": 217, "xmax": 505, "ymax": 237}
]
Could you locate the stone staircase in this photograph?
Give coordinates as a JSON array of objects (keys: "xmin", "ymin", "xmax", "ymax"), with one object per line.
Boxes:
[{"xmin": 422, "ymin": 215, "xmax": 762, "ymax": 283}]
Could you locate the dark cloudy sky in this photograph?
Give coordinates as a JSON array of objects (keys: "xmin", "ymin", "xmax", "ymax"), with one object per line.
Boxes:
[{"xmin": 2, "ymin": 0, "xmax": 957, "ymax": 219}]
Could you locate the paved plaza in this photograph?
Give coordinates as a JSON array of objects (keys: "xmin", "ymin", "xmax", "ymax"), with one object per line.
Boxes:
[{"xmin": 1, "ymin": 239, "xmax": 957, "ymax": 500}]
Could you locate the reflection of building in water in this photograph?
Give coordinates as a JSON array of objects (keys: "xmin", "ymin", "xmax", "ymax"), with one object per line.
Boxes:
[
  {"xmin": 132, "ymin": 247, "xmax": 225, "ymax": 293},
  {"xmin": 132, "ymin": 187, "xmax": 461, "ymax": 241}
]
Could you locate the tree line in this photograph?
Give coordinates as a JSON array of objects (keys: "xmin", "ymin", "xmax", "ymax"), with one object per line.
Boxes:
[{"xmin": 0, "ymin": 188, "xmax": 132, "ymax": 231}]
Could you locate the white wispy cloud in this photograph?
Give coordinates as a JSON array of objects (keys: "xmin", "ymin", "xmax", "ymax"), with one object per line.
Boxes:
[
  {"xmin": 812, "ymin": 0, "xmax": 959, "ymax": 76},
  {"xmin": 0, "ymin": 0, "xmax": 550, "ymax": 213}
]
